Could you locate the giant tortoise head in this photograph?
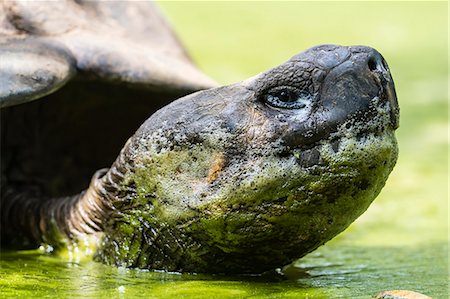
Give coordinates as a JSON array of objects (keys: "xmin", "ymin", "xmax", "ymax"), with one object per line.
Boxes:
[{"xmin": 0, "ymin": 1, "xmax": 399, "ymax": 274}]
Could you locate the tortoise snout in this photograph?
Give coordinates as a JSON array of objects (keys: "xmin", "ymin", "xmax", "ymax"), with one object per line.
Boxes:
[
  {"xmin": 350, "ymin": 47, "xmax": 399, "ymax": 129},
  {"xmin": 318, "ymin": 46, "xmax": 399, "ymax": 130},
  {"xmin": 366, "ymin": 51, "xmax": 399, "ymax": 129},
  {"xmin": 281, "ymin": 45, "xmax": 399, "ymax": 148},
  {"xmin": 367, "ymin": 51, "xmax": 389, "ymax": 75}
]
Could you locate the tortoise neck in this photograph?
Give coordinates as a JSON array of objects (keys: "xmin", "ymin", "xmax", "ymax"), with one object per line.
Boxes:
[
  {"xmin": 1, "ymin": 168, "xmax": 115, "ymax": 247},
  {"xmin": 63, "ymin": 169, "xmax": 113, "ymax": 237}
]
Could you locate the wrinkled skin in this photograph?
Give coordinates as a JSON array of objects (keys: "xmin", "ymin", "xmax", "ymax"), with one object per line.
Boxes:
[
  {"xmin": 1, "ymin": 42, "xmax": 399, "ymax": 273},
  {"xmin": 94, "ymin": 45, "xmax": 399, "ymax": 273}
]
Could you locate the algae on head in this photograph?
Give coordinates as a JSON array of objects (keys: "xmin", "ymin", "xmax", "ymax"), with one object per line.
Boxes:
[
  {"xmin": 95, "ymin": 45, "xmax": 399, "ymax": 273},
  {"xmin": 97, "ymin": 118, "xmax": 398, "ymax": 273}
]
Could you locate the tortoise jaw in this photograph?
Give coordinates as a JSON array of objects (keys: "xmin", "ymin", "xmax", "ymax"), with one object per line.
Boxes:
[{"xmin": 280, "ymin": 46, "xmax": 399, "ymax": 149}]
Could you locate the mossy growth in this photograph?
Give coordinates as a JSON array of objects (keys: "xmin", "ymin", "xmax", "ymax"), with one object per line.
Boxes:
[{"xmin": 96, "ymin": 127, "xmax": 398, "ymax": 274}]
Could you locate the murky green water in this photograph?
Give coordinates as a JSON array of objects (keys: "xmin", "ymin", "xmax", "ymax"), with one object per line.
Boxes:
[
  {"xmin": 0, "ymin": 241, "xmax": 447, "ymax": 298},
  {"xmin": 1, "ymin": 1, "xmax": 448, "ymax": 298}
]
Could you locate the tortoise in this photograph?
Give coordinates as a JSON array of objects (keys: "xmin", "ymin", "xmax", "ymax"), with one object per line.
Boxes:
[{"xmin": 0, "ymin": 1, "xmax": 399, "ymax": 274}]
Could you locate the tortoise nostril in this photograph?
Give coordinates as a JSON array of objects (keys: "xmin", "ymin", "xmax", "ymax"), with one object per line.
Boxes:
[
  {"xmin": 368, "ymin": 57, "xmax": 378, "ymax": 72},
  {"xmin": 367, "ymin": 54, "xmax": 388, "ymax": 74}
]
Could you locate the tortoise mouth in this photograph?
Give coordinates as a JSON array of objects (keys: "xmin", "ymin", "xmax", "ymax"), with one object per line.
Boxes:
[
  {"xmin": 282, "ymin": 92, "xmax": 397, "ymax": 167},
  {"xmin": 281, "ymin": 68, "xmax": 398, "ymax": 150},
  {"xmin": 277, "ymin": 85, "xmax": 397, "ymax": 177}
]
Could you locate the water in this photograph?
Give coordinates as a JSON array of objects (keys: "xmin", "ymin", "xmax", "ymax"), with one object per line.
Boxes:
[{"xmin": 0, "ymin": 241, "xmax": 446, "ymax": 298}]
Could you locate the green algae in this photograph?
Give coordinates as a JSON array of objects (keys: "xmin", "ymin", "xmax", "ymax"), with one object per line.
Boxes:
[
  {"xmin": 96, "ymin": 121, "xmax": 398, "ymax": 273},
  {"xmin": 1, "ymin": 242, "xmax": 446, "ymax": 298}
]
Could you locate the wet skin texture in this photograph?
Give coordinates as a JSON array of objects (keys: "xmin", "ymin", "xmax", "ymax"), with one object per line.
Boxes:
[
  {"xmin": 1, "ymin": 44, "xmax": 399, "ymax": 274},
  {"xmin": 94, "ymin": 45, "xmax": 399, "ymax": 273}
]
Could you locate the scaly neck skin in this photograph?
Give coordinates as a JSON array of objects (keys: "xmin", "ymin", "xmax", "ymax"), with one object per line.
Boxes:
[{"xmin": 1, "ymin": 168, "xmax": 115, "ymax": 247}]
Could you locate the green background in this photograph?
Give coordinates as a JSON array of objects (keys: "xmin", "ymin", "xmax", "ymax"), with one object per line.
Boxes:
[{"xmin": 1, "ymin": 1, "xmax": 448, "ymax": 298}]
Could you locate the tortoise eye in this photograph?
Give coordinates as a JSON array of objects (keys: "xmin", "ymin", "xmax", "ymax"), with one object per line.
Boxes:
[{"xmin": 263, "ymin": 86, "xmax": 312, "ymax": 109}]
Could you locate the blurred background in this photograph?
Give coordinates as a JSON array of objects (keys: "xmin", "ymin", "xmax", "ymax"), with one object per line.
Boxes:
[{"xmin": 1, "ymin": 2, "xmax": 447, "ymax": 298}]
